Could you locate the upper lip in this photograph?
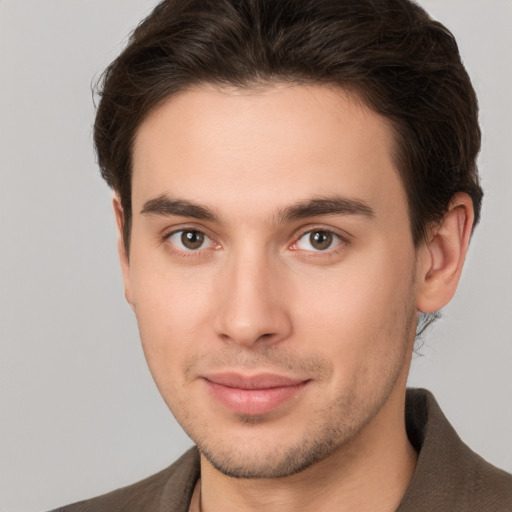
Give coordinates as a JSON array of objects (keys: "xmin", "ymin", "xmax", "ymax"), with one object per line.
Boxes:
[{"xmin": 203, "ymin": 372, "xmax": 308, "ymax": 390}]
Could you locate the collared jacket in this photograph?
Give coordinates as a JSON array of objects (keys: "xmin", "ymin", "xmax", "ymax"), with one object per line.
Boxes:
[{"xmin": 50, "ymin": 389, "xmax": 512, "ymax": 511}]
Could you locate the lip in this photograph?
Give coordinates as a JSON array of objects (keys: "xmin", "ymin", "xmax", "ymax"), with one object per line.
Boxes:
[{"xmin": 203, "ymin": 372, "xmax": 309, "ymax": 415}]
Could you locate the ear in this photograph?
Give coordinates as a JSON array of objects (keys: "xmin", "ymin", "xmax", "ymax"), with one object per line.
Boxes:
[
  {"xmin": 113, "ymin": 196, "xmax": 134, "ymax": 308},
  {"xmin": 416, "ymin": 192, "xmax": 475, "ymax": 313}
]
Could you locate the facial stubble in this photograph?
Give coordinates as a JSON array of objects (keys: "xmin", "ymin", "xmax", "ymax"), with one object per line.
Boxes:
[{"xmin": 174, "ymin": 298, "xmax": 417, "ymax": 480}]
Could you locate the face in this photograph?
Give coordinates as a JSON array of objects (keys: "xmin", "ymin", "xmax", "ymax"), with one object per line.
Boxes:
[{"xmin": 122, "ymin": 84, "xmax": 421, "ymax": 478}]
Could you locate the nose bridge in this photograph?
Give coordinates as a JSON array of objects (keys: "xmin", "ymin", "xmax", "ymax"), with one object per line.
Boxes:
[{"xmin": 214, "ymin": 243, "xmax": 290, "ymax": 347}]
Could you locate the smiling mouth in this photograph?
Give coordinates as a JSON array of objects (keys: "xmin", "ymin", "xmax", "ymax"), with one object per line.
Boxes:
[{"xmin": 202, "ymin": 372, "xmax": 310, "ymax": 415}]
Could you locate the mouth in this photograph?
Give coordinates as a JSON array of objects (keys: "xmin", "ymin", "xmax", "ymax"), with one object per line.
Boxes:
[{"xmin": 202, "ymin": 372, "xmax": 310, "ymax": 416}]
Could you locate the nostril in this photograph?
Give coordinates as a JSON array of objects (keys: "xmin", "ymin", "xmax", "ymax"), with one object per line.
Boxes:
[{"xmin": 256, "ymin": 332, "xmax": 275, "ymax": 342}]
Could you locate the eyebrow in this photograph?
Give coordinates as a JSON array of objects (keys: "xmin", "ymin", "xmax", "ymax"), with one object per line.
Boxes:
[
  {"xmin": 141, "ymin": 195, "xmax": 219, "ymax": 222},
  {"xmin": 278, "ymin": 196, "xmax": 375, "ymax": 222},
  {"xmin": 140, "ymin": 194, "xmax": 375, "ymax": 223}
]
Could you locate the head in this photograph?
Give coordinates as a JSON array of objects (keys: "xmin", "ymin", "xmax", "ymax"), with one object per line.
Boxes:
[{"xmin": 94, "ymin": 0, "xmax": 482, "ymax": 479}]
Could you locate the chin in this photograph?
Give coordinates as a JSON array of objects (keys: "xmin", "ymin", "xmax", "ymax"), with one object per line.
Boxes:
[
  {"xmin": 192, "ymin": 412, "xmax": 359, "ymax": 480},
  {"xmin": 199, "ymin": 441, "xmax": 330, "ymax": 479}
]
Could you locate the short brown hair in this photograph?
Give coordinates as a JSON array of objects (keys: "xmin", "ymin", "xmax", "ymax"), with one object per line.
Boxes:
[{"xmin": 94, "ymin": 0, "xmax": 483, "ymax": 255}]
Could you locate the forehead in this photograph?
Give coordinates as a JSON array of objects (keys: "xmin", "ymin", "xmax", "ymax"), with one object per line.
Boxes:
[{"xmin": 131, "ymin": 84, "xmax": 407, "ymax": 227}]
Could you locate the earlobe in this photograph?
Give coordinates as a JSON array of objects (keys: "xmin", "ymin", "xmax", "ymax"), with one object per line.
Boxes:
[
  {"xmin": 416, "ymin": 193, "xmax": 475, "ymax": 313},
  {"xmin": 112, "ymin": 196, "xmax": 134, "ymax": 308}
]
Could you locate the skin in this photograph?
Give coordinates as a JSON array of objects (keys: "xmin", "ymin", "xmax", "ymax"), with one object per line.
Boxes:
[{"xmin": 114, "ymin": 84, "xmax": 473, "ymax": 511}]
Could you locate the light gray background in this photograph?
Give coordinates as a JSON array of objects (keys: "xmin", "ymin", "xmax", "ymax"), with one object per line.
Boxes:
[{"xmin": 0, "ymin": 1, "xmax": 511, "ymax": 511}]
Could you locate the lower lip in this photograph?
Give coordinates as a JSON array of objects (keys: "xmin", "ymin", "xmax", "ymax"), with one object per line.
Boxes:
[{"xmin": 204, "ymin": 380, "xmax": 308, "ymax": 415}]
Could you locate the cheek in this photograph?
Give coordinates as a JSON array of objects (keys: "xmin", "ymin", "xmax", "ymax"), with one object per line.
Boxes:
[
  {"xmin": 130, "ymin": 263, "xmax": 217, "ymax": 377},
  {"xmin": 290, "ymin": 249, "xmax": 416, "ymax": 370},
  {"xmin": 295, "ymin": 261, "xmax": 410, "ymax": 331}
]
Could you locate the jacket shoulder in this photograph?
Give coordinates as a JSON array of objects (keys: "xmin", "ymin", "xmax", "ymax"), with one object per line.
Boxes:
[
  {"xmin": 399, "ymin": 389, "xmax": 512, "ymax": 511},
  {"xmin": 48, "ymin": 448, "xmax": 200, "ymax": 512},
  {"xmin": 466, "ymin": 453, "xmax": 512, "ymax": 506}
]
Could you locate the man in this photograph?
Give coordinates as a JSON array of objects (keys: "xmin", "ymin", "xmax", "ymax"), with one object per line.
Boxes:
[{"xmin": 52, "ymin": 0, "xmax": 512, "ymax": 510}]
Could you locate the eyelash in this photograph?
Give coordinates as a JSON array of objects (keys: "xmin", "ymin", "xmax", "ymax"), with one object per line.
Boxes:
[
  {"xmin": 162, "ymin": 226, "xmax": 348, "ymax": 258},
  {"xmin": 162, "ymin": 227, "xmax": 218, "ymax": 256},
  {"xmin": 291, "ymin": 229, "xmax": 346, "ymax": 254}
]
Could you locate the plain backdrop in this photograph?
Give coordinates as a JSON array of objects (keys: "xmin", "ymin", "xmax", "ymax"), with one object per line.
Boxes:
[{"xmin": 0, "ymin": 1, "xmax": 511, "ymax": 511}]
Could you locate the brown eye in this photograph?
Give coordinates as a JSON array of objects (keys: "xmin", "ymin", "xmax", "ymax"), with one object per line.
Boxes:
[
  {"xmin": 309, "ymin": 231, "xmax": 333, "ymax": 250},
  {"xmin": 295, "ymin": 230, "xmax": 340, "ymax": 252},
  {"xmin": 180, "ymin": 230, "xmax": 205, "ymax": 250},
  {"xmin": 167, "ymin": 229, "xmax": 213, "ymax": 252}
]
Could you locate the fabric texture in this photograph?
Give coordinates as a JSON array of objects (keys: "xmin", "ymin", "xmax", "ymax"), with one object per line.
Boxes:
[{"xmin": 49, "ymin": 389, "xmax": 512, "ymax": 512}]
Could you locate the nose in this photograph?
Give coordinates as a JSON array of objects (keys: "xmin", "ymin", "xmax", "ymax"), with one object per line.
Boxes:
[{"xmin": 213, "ymin": 249, "xmax": 292, "ymax": 348}]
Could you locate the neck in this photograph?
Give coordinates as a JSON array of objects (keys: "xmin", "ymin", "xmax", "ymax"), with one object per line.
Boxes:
[{"xmin": 198, "ymin": 386, "xmax": 417, "ymax": 512}]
